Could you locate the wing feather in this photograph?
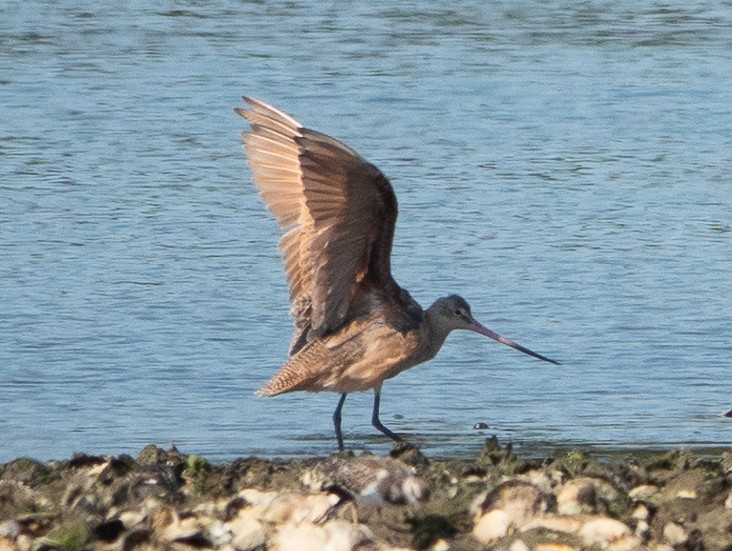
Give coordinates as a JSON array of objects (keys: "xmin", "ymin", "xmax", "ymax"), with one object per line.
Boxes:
[{"xmin": 236, "ymin": 97, "xmax": 399, "ymax": 353}]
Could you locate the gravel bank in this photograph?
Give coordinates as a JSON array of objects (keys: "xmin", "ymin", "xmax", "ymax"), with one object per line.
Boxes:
[{"xmin": 1, "ymin": 439, "xmax": 731, "ymax": 550}]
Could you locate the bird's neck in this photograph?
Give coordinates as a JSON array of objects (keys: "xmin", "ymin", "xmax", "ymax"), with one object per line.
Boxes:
[{"xmin": 421, "ymin": 303, "xmax": 454, "ymax": 360}]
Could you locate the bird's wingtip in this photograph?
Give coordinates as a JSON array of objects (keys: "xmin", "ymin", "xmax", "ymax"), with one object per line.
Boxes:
[{"xmin": 234, "ymin": 96, "xmax": 257, "ymax": 117}]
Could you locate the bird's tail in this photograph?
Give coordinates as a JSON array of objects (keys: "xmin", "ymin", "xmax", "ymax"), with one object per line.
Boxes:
[
  {"xmin": 256, "ymin": 365, "xmax": 305, "ymax": 396},
  {"xmin": 255, "ymin": 339, "xmax": 334, "ymax": 396}
]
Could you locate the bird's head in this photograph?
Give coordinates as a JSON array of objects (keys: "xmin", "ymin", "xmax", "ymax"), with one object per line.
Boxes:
[
  {"xmin": 429, "ymin": 295, "xmax": 559, "ymax": 365},
  {"xmin": 430, "ymin": 295, "xmax": 480, "ymax": 332}
]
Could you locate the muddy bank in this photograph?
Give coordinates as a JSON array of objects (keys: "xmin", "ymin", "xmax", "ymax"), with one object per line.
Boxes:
[{"xmin": 1, "ymin": 439, "xmax": 731, "ymax": 550}]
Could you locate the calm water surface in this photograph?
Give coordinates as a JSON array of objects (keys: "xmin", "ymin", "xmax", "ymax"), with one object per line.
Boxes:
[{"xmin": 1, "ymin": 1, "xmax": 731, "ymax": 461}]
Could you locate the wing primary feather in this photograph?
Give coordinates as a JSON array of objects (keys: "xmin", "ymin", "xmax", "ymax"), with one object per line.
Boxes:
[{"xmin": 236, "ymin": 97, "xmax": 401, "ymax": 341}]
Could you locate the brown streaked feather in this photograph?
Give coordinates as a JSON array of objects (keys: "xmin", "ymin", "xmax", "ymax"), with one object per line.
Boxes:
[
  {"xmin": 236, "ymin": 97, "xmax": 400, "ymax": 353},
  {"xmin": 256, "ymin": 306, "xmax": 424, "ymax": 396}
]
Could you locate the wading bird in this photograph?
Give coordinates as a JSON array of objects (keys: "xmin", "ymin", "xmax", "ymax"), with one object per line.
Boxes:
[{"xmin": 235, "ymin": 98, "xmax": 558, "ymax": 450}]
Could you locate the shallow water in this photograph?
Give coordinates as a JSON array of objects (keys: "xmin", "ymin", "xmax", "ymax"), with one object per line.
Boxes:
[{"xmin": 1, "ymin": 1, "xmax": 731, "ymax": 462}]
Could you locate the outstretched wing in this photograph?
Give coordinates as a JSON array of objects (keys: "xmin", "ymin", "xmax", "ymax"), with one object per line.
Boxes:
[{"xmin": 235, "ymin": 97, "xmax": 399, "ymax": 353}]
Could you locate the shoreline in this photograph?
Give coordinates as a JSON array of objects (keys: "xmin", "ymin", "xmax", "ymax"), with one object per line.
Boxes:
[{"xmin": 1, "ymin": 439, "xmax": 731, "ymax": 550}]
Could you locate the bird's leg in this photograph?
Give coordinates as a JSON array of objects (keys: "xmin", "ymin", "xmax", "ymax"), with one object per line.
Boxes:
[
  {"xmin": 371, "ymin": 387, "xmax": 402, "ymax": 444},
  {"xmin": 333, "ymin": 393, "xmax": 348, "ymax": 451}
]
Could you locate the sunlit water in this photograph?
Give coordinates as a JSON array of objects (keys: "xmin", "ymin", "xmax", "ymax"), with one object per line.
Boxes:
[{"xmin": 1, "ymin": 1, "xmax": 731, "ymax": 462}]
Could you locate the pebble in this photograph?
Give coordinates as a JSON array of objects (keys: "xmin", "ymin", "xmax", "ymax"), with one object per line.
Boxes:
[
  {"xmin": 272, "ymin": 519, "xmax": 365, "ymax": 551},
  {"xmin": 509, "ymin": 539, "xmax": 531, "ymax": 551},
  {"xmin": 227, "ymin": 513, "xmax": 266, "ymax": 550},
  {"xmin": 473, "ymin": 510, "xmax": 510, "ymax": 542},
  {"xmin": 577, "ymin": 518, "xmax": 633, "ymax": 549},
  {"xmin": 0, "ymin": 522, "xmax": 20, "ymax": 539},
  {"xmin": 662, "ymin": 522, "xmax": 687, "ymax": 546},
  {"xmin": 521, "ymin": 515, "xmax": 585, "ymax": 534},
  {"xmin": 635, "ymin": 520, "xmax": 650, "ymax": 540},
  {"xmin": 159, "ymin": 515, "xmax": 204, "ymax": 543},
  {"xmin": 534, "ymin": 544, "xmax": 577, "ymax": 551},
  {"xmin": 631, "ymin": 503, "xmax": 649, "ymax": 520},
  {"xmin": 479, "ymin": 480, "xmax": 553, "ymax": 526},
  {"xmin": 430, "ymin": 539, "xmax": 450, "ymax": 551},
  {"xmin": 628, "ymin": 484, "xmax": 658, "ymax": 501},
  {"xmin": 260, "ymin": 491, "xmax": 342, "ymax": 525},
  {"xmin": 556, "ymin": 476, "xmax": 620, "ymax": 516}
]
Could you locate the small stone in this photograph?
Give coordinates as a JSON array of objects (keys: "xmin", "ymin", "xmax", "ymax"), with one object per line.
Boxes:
[
  {"xmin": 556, "ymin": 477, "xmax": 620, "ymax": 516},
  {"xmin": 628, "ymin": 484, "xmax": 658, "ymax": 501},
  {"xmin": 391, "ymin": 443, "xmax": 430, "ymax": 467},
  {"xmin": 273, "ymin": 520, "xmax": 364, "ymax": 551},
  {"xmin": 239, "ymin": 488, "xmax": 278, "ymax": 508},
  {"xmin": 273, "ymin": 522, "xmax": 327, "ymax": 551},
  {"xmin": 160, "ymin": 515, "xmax": 205, "ymax": 544},
  {"xmin": 473, "ymin": 510, "xmax": 509, "ymax": 543},
  {"xmin": 509, "ymin": 539, "xmax": 531, "ymax": 551},
  {"xmin": 725, "ymin": 490, "xmax": 732, "ymax": 510},
  {"xmin": 578, "ymin": 517, "xmax": 631, "ymax": 548},
  {"xmin": 200, "ymin": 517, "xmax": 231, "ymax": 547},
  {"xmin": 535, "ymin": 544, "xmax": 578, "ymax": 551},
  {"xmin": 324, "ymin": 520, "xmax": 366, "ymax": 548},
  {"xmin": 631, "ymin": 503, "xmax": 648, "ymax": 520},
  {"xmin": 480, "ymin": 480, "xmax": 554, "ymax": 528},
  {"xmin": 521, "ymin": 515, "xmax": 584, "ymax": 534},
  {"xmin": 662, "ymin": 522, "xmax": 687, "ymax": 546},
  {"xmin": 402, "ymin": 475, "xmax": 430, "ymax": 505},
  {"xmin": 127, "ymin": 464, "xmax": 180, "ymax": 502},
  {"xmin": 635, "ymin": 520, "xmax": 649, "ymax": 539},
  {"xmin": 520, "ymin": 469, "xmax": 553, "ymax": 493},
  {"xmin": 0, "ymin": 521, "xmax": 20, "ymax": 539},
  {"xmin": 607, "ymin": 534, "xmax": 643, "ymax": 551},
  {"xmin": 262, "ymin": 492, "xmax": 342, "ymax": 525},
  {"xmin": 149, "ymin": 507, "xmax": 177, "ymax": 533},
  {"xmin": 227, "ymin": 512, "xmax": 264, "ymax": 551},
  {"xmin": 16, "ymin": 535, "xmax": 32, "ymax": 551},
  {"xmin": 118, "ymin": 510, "xmax": 146, "ymax": 530}
]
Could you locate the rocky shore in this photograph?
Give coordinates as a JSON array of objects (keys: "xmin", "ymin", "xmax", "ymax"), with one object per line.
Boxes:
[{"xmin": 1, "ymin": 439, "xmax": 731, "ymax": 551}]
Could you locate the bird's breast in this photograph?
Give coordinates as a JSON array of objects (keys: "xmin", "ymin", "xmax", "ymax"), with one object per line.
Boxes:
[{"xmin": 318, "ymin": 313, "xmax": 425, "ymax": 393}]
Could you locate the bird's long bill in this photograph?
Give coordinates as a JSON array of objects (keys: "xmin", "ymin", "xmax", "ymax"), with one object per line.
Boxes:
[{"xmin": 469, "ymin": 321, "xmax": 560, "ymax": 365}]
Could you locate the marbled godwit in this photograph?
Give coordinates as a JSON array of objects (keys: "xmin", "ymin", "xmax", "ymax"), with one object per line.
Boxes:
[{"xmin": 235, "ymin": 97, "xmax": 558, "ymax": 450}]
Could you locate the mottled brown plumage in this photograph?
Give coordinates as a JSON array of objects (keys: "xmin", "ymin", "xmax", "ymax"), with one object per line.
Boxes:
[{"xmin": 235, "ymin": 97, "xmax": 558, "ymax": 450}]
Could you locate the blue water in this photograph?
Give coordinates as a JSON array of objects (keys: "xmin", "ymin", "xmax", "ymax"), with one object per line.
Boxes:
[{"xmin": 1, "ymin": 1, "xmax": 731, "ymax": 462}]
